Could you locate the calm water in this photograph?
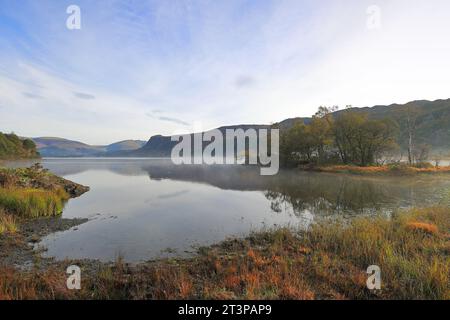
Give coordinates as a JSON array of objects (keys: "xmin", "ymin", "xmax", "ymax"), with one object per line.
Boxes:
[{"xmin": 6, "ymin": 158, "xmax": 450, "ymax": 262}]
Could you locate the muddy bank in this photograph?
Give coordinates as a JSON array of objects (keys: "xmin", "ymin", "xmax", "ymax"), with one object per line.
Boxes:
[{"xmin": 0, "ymin": 216, "xmax": 88, "ymax": 269}]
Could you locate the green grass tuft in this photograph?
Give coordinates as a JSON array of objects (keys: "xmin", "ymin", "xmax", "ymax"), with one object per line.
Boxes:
[
  {"xmin": 0, "ymin": 208, "xmax": 18, "ymax": 235},
  {"xmin": 0, "ymin": 187, "xmax": 69, "ymax": 218}
]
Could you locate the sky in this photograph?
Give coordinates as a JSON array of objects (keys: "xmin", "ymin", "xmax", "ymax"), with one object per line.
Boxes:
[{"xmin": 1, "ymin": 0, "xmax": 450, "ymax": 145}]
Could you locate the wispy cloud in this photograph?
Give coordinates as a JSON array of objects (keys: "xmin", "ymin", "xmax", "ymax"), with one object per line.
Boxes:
[
  {"xmin": 146, "ymin": 111, "xmax": 190, "ymax": 126},
  {"xmin": 235, "ymin": 75, "xmax": 256, "ymax": 88},
  {"xmin": 158, "ymin": 116, "xmax": 190, "ymax": 126},
  {"xmin": 1, "ymin": 0, "xmax": 450, "ymax": 144},
  {"xmin": 22, "ymin": 92, "xmax": 43, "ymax": 99},
  {"xmin": 73, "ymin": 92, "xmax": 96, "ymax": 100}
]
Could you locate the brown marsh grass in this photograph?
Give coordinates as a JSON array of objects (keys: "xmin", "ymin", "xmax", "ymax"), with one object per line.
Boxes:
[{"xmin": 0, "ymin": 206, "xmax": 448, "ymax": 300}]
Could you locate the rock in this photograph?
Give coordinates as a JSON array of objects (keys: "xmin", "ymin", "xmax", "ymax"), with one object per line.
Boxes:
[
  {"xmin": 29, "ymin": 234, "xmax": 40, "ymax": 243},
  {"xmin": 59, "ymin": 178, "xmax": 90, "ymax": 197}
]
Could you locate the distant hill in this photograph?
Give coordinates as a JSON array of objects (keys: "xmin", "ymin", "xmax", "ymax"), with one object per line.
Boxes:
[
  {"xmin": 106, "ymin": 140, "xmax": 147, "ymax": 153},
  {"xmin": 31, "ymin": 98, "xmax": 450, "ymax": 158},
  {"xmin": 354, "ymin": 99, "xmax": 450, "ymax": 151},
  {"xmin": 33, "ymin": 137, "xmax": 103, "ymax": 157},
  {"xmin": 120, "ymin": 98, "xmax": 450, "ymax": 157},
  {"xmin": 112, "ymin": 124, "xmax": 270, "ymax": 157},
  {"xmin": 33, "ymin": 137, "xmax": 145, "ymax": 157},
  {"xmin": 276, "ymin": 98, "xmax": 450, "ymax": 151},
  {"xmin": 0, "ymin": 132, "xmax": 40, "ymax": 160}
]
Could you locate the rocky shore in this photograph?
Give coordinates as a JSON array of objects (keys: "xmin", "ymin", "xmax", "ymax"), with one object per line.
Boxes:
[{"xmin": 0, "ymin": 164, "xmax": 90, "ymax": 269}]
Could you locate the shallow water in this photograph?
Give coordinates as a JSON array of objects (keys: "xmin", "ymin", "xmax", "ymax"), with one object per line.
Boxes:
[{"xmin": 5, "ymin": 158, "xmax": 450, "ymax": 262}]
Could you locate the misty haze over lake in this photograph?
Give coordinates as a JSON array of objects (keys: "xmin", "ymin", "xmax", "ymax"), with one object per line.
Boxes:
[{"xmin": 7, "ymin": 158, "xmax": 450, "ymax": 262}]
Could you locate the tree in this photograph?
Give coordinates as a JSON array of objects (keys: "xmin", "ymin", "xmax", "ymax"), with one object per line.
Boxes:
[
  {"xmin": 333, "ymin": 112, "xmax": 366, "ymax": 164},
  {"xmin": 333, "ymin": 112, "xmax": 398, "ymax": 166},
  {"xmin": 399, "ymin": 105, "xmax": 420, "ymax": 165},
  {"xmin": 22, "ymin": 139, "xmax": 36, "ymax": 150},
  {"xmin": 310, "ymin": 107, "xmax": 335, "ymax": 163},
  {"xmin": 0, "ymin": 132, "xmax": 40, "ymax": 160},
  {"xmin": 358, "ymin": 118, "xmax": 398, "ymax": 166},
  {"xmin": 279, "ymin": 107, "xmax": 399, "ymax": 167},
  {"xmin": 414, "ymin": 144, "xmax": 431, "ymax": 164}
]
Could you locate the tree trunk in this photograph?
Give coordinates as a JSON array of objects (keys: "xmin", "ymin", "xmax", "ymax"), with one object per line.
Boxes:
[{"xmin": 407, "ymin": 132, "xmax": 413, "ymax": 165}]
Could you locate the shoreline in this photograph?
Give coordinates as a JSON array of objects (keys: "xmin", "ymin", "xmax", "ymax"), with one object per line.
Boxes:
[
  {"xmin": 299, "ymin": 164, "xmax": 450, "ymax": 175},
  {"xmin": 0, "ymin": 165, "xmax": 90, "ymax": 269},
  {"xmin": 0, "ymin": 206, "xmax": 448, "ymax": 300},
  {"xmin": 0, "ymin": 216, "xmax": 89, "ymax": 270},
  {"xmin": 0, "ymin": 165, "xmax": 449, "ymax": 300},
  {"xmin": 5, "ymin": 158, "xmax": 450, "ymax": 176}
]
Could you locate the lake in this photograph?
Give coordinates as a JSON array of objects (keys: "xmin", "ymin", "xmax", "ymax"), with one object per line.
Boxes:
[{"xmin": 6, "ymin": 158, "xmax": 450, "ymax": 262}]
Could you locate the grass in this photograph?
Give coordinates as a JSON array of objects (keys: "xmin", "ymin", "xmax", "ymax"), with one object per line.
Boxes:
[
  {"xmin": 0, "ymin": 187, "xmax": 69, "ymax": 218},
  {"xmin": 301, "ymin": 207, "xmax": 450, "ymax": 299},
  {"xmin": 0, "ymin": 165, "xmax": 58, "ymax": 189},
  {"xmin": 0, "ymin": 165, "xmax": 87, "ymax": 220},
  {"xmin": 0, "ymin": 206, "xmax": 448, "ymax": 300},
  {"xmin": 0, "ymin": 209, "xmax": 17, "ymax": 235},
  {"xmin": 0, "ymin": 267, "xmax": 75, "ymax": 300}
]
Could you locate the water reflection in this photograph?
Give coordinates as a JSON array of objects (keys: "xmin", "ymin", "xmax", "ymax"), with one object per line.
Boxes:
[
  {"xmin": 4, "ymin": 158, "xmax": 450, "ymax": 262},
  {"xmin": 39, "ymin": 158, "xmax": 450, "ymax": 212},
  {"xmin": 7, "ymin": 158, "xmax": 450, "ymax": 217}
]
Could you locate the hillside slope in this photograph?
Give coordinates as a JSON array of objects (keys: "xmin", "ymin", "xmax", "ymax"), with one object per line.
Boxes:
[
  {"xmin": 122, "ymin": 99, "xmax": 450, "ymax": 157},
  {"xmin": 30, "ymin": 98, "xmax": 450, "ymax": 158},
  {"xmin": 106, "ymin": 140, "xmax": 146, "ymax": 153},
  {"xmin": 276, "ymin": 99, "xmax": 450, "ymax": 150},
  {"xmin": 33, "ymin": 138, "xmax": 146, "ymax": 157},
  {"xmin": 33, "ymin": 137, "xmax": 104, "ymax": 157},
  {"xmin": 114, "ymin": 124, "xmax": 270, "ymax": 157},
  {"xmin": 0, "ymin": 132, "xmax": 40, "ymax": 160}
]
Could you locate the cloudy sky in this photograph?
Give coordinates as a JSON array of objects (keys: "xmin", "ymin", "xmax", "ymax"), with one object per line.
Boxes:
[{"xmin": 1, "ymin": 0, "xmax": 450, "ymax": 144}]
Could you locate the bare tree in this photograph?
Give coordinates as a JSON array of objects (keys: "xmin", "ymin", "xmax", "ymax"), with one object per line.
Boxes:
[
  {"xmin": 403, "ymin": 105, "xmax": 420, "ymax": 165},
  {"xmin": 433, "ymin": 152, "xmax": 443, "ymax": 167},
  {"xmin": 414, "ymin": 144, "xmax": 430, "ymax": 164}
]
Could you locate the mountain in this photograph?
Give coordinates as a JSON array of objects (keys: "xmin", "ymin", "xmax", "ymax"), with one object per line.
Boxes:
[
  {"xmin": 119, "ymin": 99, "xmax": 450, "ymax": 157},
  {"xmin": 32, "ymin": 98, "xmax": 450, "ymax": 158},
  {"xmin": 33, "ymin": 137, "xmax": 103, "ymax": 157},
  {"xmin": 276, "ymin": 98, "xmax": 450, "ymax": 151},
  {"xmin": 354, "ymin": 99, "xmax": 450, "ymax": 150},
  {"xmin": 105, "ymin": 140, "xmax": 147, "ymax": 153},
  {"xmin": 112, "ymin": 124, "xmax": 271, "ymax": 158},
  {"xmin": 0, "ymin": 132, "xmax": 40, "ymax": 160},
  {"xmin": 33, "ymin": 137, "xmax": 145, "ymax": 157}
]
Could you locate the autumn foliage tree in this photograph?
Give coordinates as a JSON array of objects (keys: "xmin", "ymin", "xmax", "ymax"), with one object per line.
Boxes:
[{"xmin": 280, "ymin": 107, "xmax": 398, "ymax": 167}]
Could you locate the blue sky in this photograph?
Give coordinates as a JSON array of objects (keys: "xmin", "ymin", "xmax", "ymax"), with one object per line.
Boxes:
[{"xmin": 1, "ymin": 0, "xmax": 450, "ymax": 144}]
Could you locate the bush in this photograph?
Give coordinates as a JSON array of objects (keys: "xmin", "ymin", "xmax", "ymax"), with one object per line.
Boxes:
[
  {"xmin": 387, "ymin": 163, "xmax": 416, "ymax": 175},
  {"xmin": 413, "ymin": 162, "xmax": 434, "ymax": 169},
  {"xmin": 22, "ymin": 139, "xmax": 36, "ymax": 150}
]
